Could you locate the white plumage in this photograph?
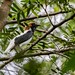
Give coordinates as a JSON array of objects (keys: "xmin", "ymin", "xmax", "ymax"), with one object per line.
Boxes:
[
  {"xmin": 4, "ymin": 23, "xmax": 39, "ymax": 54},
  {"xmin": 4, "ymin": 29, "xmax": 32, "ymax": 53},
  {"xmin": 4, "ymin": 39, "xmax": 15, "ymax": 53}
]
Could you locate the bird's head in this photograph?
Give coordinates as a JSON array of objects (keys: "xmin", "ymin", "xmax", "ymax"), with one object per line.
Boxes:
[{"xmin": 25, "ymin": 23, "xmax": 40, "ymax": 32}]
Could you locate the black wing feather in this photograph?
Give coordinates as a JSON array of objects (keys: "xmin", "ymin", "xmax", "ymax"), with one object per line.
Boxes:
[{"xmin": 15, "ymin": 31, "xmax": 33, "ymax": 45}]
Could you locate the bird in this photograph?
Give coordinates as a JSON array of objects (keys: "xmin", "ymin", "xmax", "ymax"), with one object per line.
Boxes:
[{"xmin": 4, "ymin": 23, "xmax": 39, "ymax": 53}]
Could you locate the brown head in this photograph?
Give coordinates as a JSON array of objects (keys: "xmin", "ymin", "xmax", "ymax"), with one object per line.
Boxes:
[{"xmin": 25, "ymin": 23, "xmax": 40, "ymax": 32}]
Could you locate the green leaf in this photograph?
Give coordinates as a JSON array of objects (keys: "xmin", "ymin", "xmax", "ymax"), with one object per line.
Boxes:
[
  {"xmin": 21, "ymin": 0, "xmax": 29, "ymax": 3},
  {"xmin": 27, "ymin": 8, "xmax": 31, "ymax": 16},
  {"xmin": 7, "ymin": 27, "xmax": 17, "ymax": 32},
  {"xmin": 17, "ymin": 11, "xmax": 20, "ymax": 23},
  {"xmin": 0, "ymin": 71, "xmax": 4, "ymax": 75},
  {"xmin": 13, "ymin": 2, "xmax": 21, "ymax": 10},
  {"xmin": 10, "ymin": 6, "xmax": 17, "ymax": 12},
  {"xmin": 19, "ymin": 26, "xmax": 24, "ymax": 32},
  {"xmin": 62, "ymin": 52, "xmax": 75, "ymax": 74},
  {"xmin": 21, "ymin": 11, "xmax": 25, "ymax": 18},
  {"xmin": 54, "ymin": 4, "xmax": 60, "ymax": 12},
  {"xmin": 0, "ymin": 32, "xmax": 9, "ymax": 35},
  {"xmin": 16, "ymin": 30, "xmax": 20, "ymax": 35},
  {"xmin": 32, "ymin": 9, "xmax": 38, "ymax": 17},
  {"xmin": 59, "ymin": 27, "xmax": 69, "ymax": 35}
]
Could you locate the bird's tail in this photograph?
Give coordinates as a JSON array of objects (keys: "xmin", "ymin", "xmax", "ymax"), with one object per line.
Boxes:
[{"xmin": 4, "ymin": 39, "xmax": 15, "ymax": 53}]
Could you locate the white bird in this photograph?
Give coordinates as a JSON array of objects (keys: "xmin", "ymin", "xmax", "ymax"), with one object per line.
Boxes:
[{"xmin": 4, "ymin": 23, "xmax": 39, "ymax": 53}]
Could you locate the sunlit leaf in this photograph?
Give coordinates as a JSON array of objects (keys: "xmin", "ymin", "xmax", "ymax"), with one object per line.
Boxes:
[
  {"xmin": 10, "ymin": 6, "xmax": 17, "ymax": 12},
  {"xmin": 13, "ymin": 2, "xmax": 21, "ymax": 10}
]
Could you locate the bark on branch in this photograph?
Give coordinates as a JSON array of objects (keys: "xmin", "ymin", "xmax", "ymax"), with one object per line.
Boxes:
[{"xmin": 0, "ymin": 0, "xmax": 12, "ymax": 31}]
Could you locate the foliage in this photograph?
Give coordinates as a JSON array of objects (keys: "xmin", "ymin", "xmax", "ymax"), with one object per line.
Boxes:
[
  {"xmin": 62, "ymin": 51, "xmax": 75, "ymax": 74},
  {"xmin": 0, "ymin": 0, "xmax": 75, "ymax": 75}
]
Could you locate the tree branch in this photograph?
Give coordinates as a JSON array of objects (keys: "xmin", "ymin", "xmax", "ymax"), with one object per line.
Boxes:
[
  {"xmin": 55, "ymin": 13, "xmax": 75, "ymax": 27},
  {"xmin": 15, "ymin": 47, "xmax": 75, "ymax": 59},
  {"xmin": 0, "ymin": 57, "xmax": 14, "ymax": 69},
  {"xmin": 0, "ymin": 12, "xmax": 75, "ymax": 69},
  {"xmin": 0, "ymin": 46, "xmax": 75, "ymax": 61},
  {"xmin": 27, "ymin": 13, "xmax": 75, "ymax": 50},
  {"xmin": 0, "ymin": 0, "xmax": 13, "ymax": 31},
  {"xmin": 6, "ymin": 11, "xmax": 71, "ymax": 25}
]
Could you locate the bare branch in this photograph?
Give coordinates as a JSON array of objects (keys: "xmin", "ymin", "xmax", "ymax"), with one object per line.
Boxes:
[
  {"xmin": 6, "ymin": 11, "xmax": 71, "ymax": 25},
  {"xmin": 0, "ymin": 46, "xmax": 75, "ymax": 61},
  {"xmin": 0, "ymin": 57, "xmax": 14, "ymax": 69}
]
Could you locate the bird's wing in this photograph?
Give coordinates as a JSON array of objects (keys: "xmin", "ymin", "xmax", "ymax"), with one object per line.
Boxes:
[
  {"xmin": 4, "ymin": 30, "xmax": 33, "ymax": 53},
  {"xmin": 14, "ymin": 30, "xmax": 33, "ymax": 45}
]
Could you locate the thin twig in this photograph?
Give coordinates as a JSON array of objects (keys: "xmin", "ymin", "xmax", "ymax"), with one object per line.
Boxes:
[
  {"xmin": 36, "ymin": 29, "xmax": 47, "ymax": 33},
  {"xmin": 41, "ymin": 4, "xmax": 54, "ymax": 26}
]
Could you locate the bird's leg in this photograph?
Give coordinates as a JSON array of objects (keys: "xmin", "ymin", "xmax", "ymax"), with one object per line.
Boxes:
[{"xmin": 14, "ymin": 45, "xmax": 23, "ymax": 53}]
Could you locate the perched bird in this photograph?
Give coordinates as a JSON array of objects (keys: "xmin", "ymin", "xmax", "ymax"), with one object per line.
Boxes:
[{"xmin": 4, "ymin": 23, "xmax": 39, "ymax": 53}]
